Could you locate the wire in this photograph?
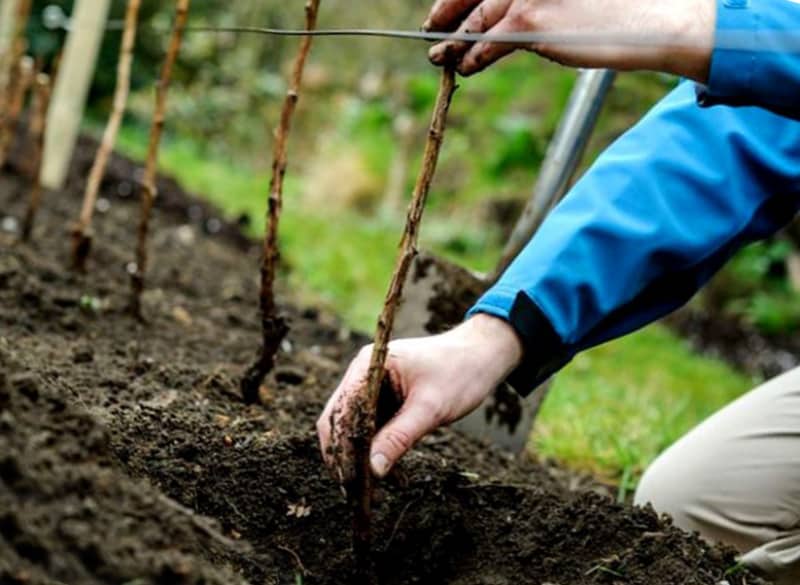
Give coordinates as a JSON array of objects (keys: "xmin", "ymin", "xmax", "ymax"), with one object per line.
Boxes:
[
  {"xmin": 32, "ymin": 12, "xmax": 800, "ymax": 53},
  {"xmin": 184, "ymin": 26, "xmax": 800, "ymax": 53}
]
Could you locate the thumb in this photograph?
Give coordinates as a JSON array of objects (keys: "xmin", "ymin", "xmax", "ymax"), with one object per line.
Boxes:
[{"xmin": 370, "ymin": 397, "xmax": 441, "ymax": 478}]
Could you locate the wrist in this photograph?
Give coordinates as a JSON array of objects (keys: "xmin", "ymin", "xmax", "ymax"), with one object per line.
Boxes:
[
  {"xmin": 660, "ymin": 0, "xmax": 716, "ymax": 81},
  {"xmin": 458, "ymin": 313, "xmax": 524, "ymax": 379}
]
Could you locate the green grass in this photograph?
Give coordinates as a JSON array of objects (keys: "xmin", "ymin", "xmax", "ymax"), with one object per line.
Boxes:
[
  {"xmin": 536, "ymin": 324, "xmax": 755, "ymax": 485},
  {"xmin": 110, "ymin": 123, "xmax": 500, "ymax": 328}
]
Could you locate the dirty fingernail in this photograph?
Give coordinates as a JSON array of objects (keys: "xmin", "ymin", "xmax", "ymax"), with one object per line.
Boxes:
[
  {"xmin": 422, "ymin": 18, "xmax": 432, "ymax": 31},
  {"xmin": 371, "ymin": 453, "xmax": 390, "ymax": 477},
  {"xmin": 429, "ymin": 45, "xmax": 444, "ymax": 63}
]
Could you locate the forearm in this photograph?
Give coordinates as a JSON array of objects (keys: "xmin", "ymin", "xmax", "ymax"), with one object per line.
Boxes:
[{"xmin": 472, "ymin": 81, "xmax": 800, "ymax": 395}]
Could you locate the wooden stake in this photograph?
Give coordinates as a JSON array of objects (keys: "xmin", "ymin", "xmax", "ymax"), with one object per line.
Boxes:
[
  {"xmin": 240, "ymin": 0, "xmax": 321, "ymax": 404},
  {"xmin": 345, "ymin": 67, "xmax": 457, "ymax": 579},
  {"xmin": 0, "ymin": 54, "xmax": 34, "ymax": 168},
  {"xmin": 71, "ymin": 0, "xmax": 142, "ymax": 272},
  {"xmin": 40, "ymin": 0, "xmax": 111, "ymax": 190},
  {"xmin": 130, "ymin": 0, "xmax": 190, "ymax": 318},
  {"xmin": 21, "ymin": 72, "xmax": 53, "ymax": 242},
  {"xmin": 0, "ymin": 1, "xmax": 19, "ymax": 89}
]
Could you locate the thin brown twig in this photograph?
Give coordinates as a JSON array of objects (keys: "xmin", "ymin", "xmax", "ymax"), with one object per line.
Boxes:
[
  {"xmin": 346, "ymin": 66, "xmax": 458, "ymax": 581},
  {"xmin": 130, "ymin": 0, "xmax": 191, "ymax": 319},
  {"xmin": 240, "ymin": 0, "xmax": 321, "ymax": 404},
  {"xmin": 277, "ymin": 544, "xmax": 312, "ymax": 577},
  {"xmin": 0, "ymin": 55, "xmax": 33, "ymax": 168},
  {"xmin": 20, "ymin": 72, "xmax": 53, "ymax": 242},
  {"xmin": 0, "ymin": 0, "xmax": 31, "ymax": 112},
  {"xmin": 71, "ymin": 0, "xmax": 142, "ymax": 272},
  {"xmin": 383, "ymin": 498, "xmax": 418, "ymax": 552}
]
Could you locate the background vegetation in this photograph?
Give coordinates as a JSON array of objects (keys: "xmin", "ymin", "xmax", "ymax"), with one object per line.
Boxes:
[{"xmin": 26, "ymin": 1, "xmax": 797, "ymax": 484}]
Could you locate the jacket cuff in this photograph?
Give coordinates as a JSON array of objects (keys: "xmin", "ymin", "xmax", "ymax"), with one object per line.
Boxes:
[
  {"xmin": 696, "ymin": 0, "xmax": 800, "ymax": 118},
  {"xmin": 468, "ymin": 291, "xmax": 572, "ymax": 397},
  {"xmin": 696, "ymin": 0, "xmax": 757, "ymax": 108}
]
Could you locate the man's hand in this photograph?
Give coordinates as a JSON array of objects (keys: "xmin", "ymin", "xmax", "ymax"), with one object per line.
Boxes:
[
  {"xmin": 424, "ymin": 0, "xmax": 715, "ymax": 81},
  {"xmin": 317, "ymin": 314, "xmax": 523, "ymax": 481}
]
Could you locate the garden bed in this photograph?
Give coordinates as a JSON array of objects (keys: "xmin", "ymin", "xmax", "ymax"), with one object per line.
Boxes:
[{"xmin": 0, "ymin": 138, "xmax": 767, "ymax": 584}]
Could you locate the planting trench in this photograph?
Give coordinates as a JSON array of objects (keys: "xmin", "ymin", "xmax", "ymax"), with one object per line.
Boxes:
[{"xmin": 0, "ymin": 137, "xmax": 769, "ymax": 584}]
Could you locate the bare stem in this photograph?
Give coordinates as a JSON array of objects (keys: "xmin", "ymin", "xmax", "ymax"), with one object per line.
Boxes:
[
  {"xmin": 348, "ymin": 67, "xmax": 457, "ymax": 579},
  {"xmin": 0, "ymin": 55, "xmax": 33, "ymax": 168},
  {"xmin": 0, "ymin": 0, "xmax": 31, "ymax": 156},
  {"xmin": 130, "ymin": 0, "xmax": 191, "ymax": 319},
  {"xmin": 241, "ymin": 0, "xmax": 321, "ymax": 404},
  {"xmin": 72, "ymin": 0, "xmax": 142, "ymax": 272},
  {"xmin": 21, "ymin": 72, "xmax": 53, "ymax": 242}
]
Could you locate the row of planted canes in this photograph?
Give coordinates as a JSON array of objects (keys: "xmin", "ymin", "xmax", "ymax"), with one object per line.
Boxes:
[{"xmin": 1, "ymin": 0, "xmax": 458, "ymax": 580}]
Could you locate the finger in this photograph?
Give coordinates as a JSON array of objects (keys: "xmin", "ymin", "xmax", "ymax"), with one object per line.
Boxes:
[
  {"xmin": 458, "ymin": 15, "xmax": 522, "ymax": 76},
  {"xmin": 370, "ymin": 394, "xmax": 443, "ymax": 478},
  {"xmin": 424, "ymin": 0, "xmax": 483, "ymax": 32},
  {"xmin": 429, "ymin": 0, "xmax": 511, "ymax": 66},
  {"xmin": 317, "ymin": 348, "xmax": 369, "ymax": 467},
  {"xmin": 329, "ymin": 389, "xmax": 359, "ymax": 484}
]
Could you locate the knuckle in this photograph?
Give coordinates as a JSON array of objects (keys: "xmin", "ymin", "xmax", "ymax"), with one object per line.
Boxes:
[
  {"xmin": 383, "ymin": 428, "xmax": 414, "ymax": 453},
  {"xmin": 508, "ymin": 4, "xmax": 533, "ymax": 27}
]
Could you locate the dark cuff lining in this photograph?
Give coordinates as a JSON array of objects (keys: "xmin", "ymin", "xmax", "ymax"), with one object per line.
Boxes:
[
  {"xmin": 504, "ymin": 292, "xmax": 572, "ymax": 397},
  {"xmin": 696, "ymin": 82, "xmax": 800, "ymax": 120}
]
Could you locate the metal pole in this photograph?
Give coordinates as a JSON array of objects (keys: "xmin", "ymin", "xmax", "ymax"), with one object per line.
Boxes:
[
  {"xmin": 492, "ymin": 68, "xmax": 617, "ymax": 280},
  {"xmin": 41, "ymin": 0, "xmax": 111, "ymax": 189}
]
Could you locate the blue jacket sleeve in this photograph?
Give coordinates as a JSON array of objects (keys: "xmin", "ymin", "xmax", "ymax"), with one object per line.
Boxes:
[
  {"xmin": 697, "ymin": 0, "xmax": 800, "ymax": 118},
  {"xmin": 470, "ymin": 81, "xmax": 800, "ymax": 396}
]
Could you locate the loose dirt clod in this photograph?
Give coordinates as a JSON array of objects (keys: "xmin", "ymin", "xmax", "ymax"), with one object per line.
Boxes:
[
  {"xmin": 241, "ymin": 0, "xmax": 322, "ymax": 404},
  {"xmin": 71, "ymin": 0, "xmax": 142, "ymax": 272},
  {"xmin": 340, "ymin": 66, "xmax": 458, "ymax": 580},
  {"xmin": 130, "ymin": 0, "xmax": 191, "ymax": 318}
]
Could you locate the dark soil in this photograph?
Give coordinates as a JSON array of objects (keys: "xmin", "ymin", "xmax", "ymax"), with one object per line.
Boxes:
[
  {"xmin": 0, "ymin": 135, "xmax": 768, "ymax": 584},
  {"xmin": 666, "ymin": 309, "xmax": 800, "ymax": 379}
]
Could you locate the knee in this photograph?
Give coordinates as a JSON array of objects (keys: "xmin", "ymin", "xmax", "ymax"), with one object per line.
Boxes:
[{"xmin": 634, "ymin": 451, "xmax": 699, "ymax": 533}]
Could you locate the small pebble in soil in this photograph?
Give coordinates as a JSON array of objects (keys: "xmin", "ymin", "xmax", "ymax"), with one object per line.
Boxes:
[
  {"xmin": 175, "ymin": 225, "xmax": 196, "ymax": 246},
  {"xmin": 172, "ymin": 306, "xmax": 193, "ymax": 326},
  {"xmin": 96, "ymin": 198, "xmax": 111, "ymax": 214},
  {"xmin": 117, "ymin": 181, "xmax": 133, "ymax": 198},
  {"xmin": 205, "ymin": 218, "xmax": 222, "ymax": 235},
  {"xmin": 1, "ymin": 216, "xmax": 19, "ymax": 234},
  {"xmin": 125, "ymin": 262, "xmax": 138, "ymax": 276}
]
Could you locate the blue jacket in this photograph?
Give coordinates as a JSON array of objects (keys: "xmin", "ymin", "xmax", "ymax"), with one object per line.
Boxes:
[{"xmin": 470, "ymin": 0, "xmax": 800, "ymax": 395}]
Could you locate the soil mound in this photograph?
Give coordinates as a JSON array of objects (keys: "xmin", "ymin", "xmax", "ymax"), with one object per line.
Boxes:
[{"xmin": 0, "ymin": 136, "xmax": 767, "ymax": 584}]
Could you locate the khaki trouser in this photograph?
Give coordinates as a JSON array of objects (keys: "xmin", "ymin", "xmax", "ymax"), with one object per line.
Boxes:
[{"xmin": 635, "ymin": 367, "xmax": 800, "ymax": 585}]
